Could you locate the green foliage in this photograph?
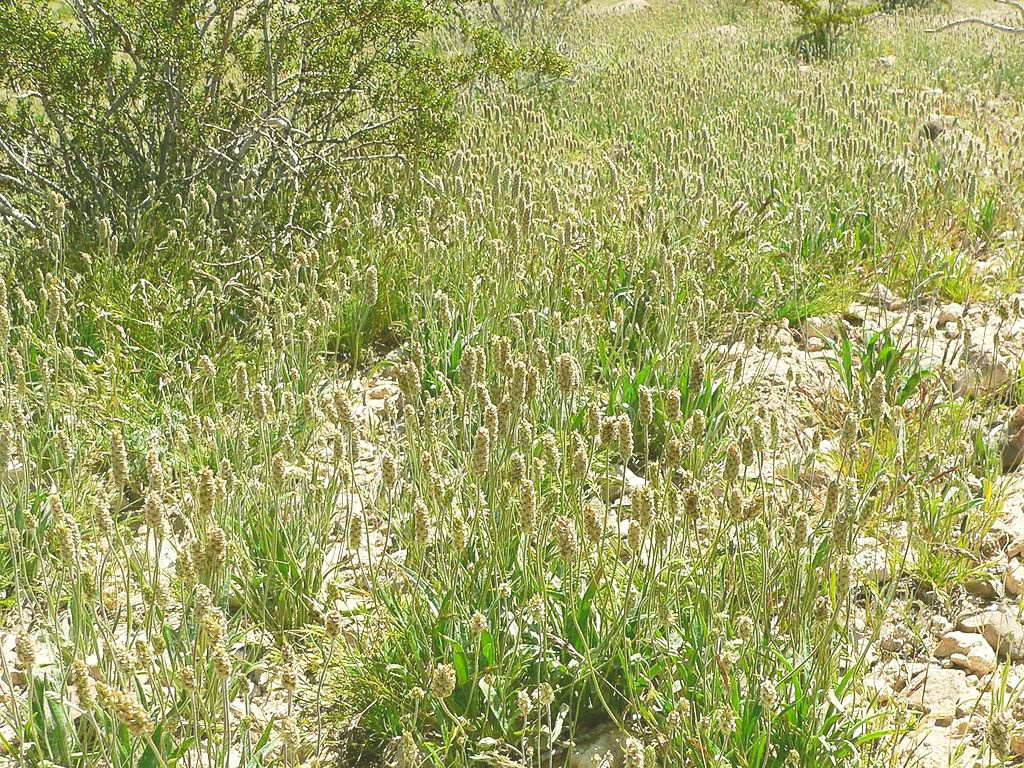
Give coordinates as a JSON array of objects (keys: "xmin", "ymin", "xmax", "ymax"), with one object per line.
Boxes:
[
  {"xmin": 779, "ymin": 0, "xmax": 875, "ymax": 57},
  {"xmin": 484, "ymin": 0, "xmax": 585, "ymax": 43},
  {"xmin": 2, "ymin": 4, "xmax": 1023, "ymax": 768},
  {"xmin": 825, "ymin": 326, "xmax": 931, "ymax": 412},
  {"xmin": 0, "ymin": 0, "xmax": 563, "ymax": 230},
  {"xmin": 879, "ymin": 0, "xmax": 944, "ymax": 10}
]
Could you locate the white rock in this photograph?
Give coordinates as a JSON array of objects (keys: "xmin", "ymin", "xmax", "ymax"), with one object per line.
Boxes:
[
  {"xmin": 805, "ymin": 336, "xmax": 826, "ymax": 353},
  {"xmin": 937, "ymin": 303, "xmax": 963, "ymax": 327},
  {"xmin": 958, "ymin": 610, "xmax": 1024, "ymax": 660},
  {"xmin": 934, "ymin": 631, "xmax": 997, "ymax": 676},
  {"xmin": 853, "ymin": 536, "xmax": 891, "ymax": 584},
  {"xmin": 1005, "ymin": 560, "xmax": 1024, "ymax": 597},
  {"xmin": 866, "ymin": 282, "xmax": 905, "ymax": 310},
  {"xmin": 898, "ymin": 723, "xmax": 978, "ymax": 768},
  {"xmin": 568, "ymin": 724, "xmax": 622, "ymax": 768},
  {"xmin": 801, "ymin": 315, "xmax": 837, "ymax": 341},
  {"xmin": 903, "ymin": 665, "xmax": 977, "ymax": 725}
]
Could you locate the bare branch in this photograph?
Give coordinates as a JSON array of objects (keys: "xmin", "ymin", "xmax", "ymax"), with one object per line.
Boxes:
[
  {"xmin": 0, "ymin": 191, "xmax": 38, "ymax": 229},
  {"xmin": 927, "ymin": 17, "xmax": 1024, "ymax": 33},
  {"xmin": 994, "ymin": 0, "xmax": 1024, "ymax": 15}
]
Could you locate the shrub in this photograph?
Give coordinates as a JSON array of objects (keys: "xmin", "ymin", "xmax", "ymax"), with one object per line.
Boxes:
[
  {"xmin": 485, "ymin": 0, "xmax": 585, "ymax": 43},
  {"xmin": 779, "ymin": 0, "xmax": 875, "ymax": 57},
  {"xmin": 0, "ymin": 0, "xmax": 563, "ymax": 231}
]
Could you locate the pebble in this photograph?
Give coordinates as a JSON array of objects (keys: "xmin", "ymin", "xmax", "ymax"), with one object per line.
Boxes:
[{"xmin": 934, "ymin": 631, "xmax": 997, "ymax": 676}]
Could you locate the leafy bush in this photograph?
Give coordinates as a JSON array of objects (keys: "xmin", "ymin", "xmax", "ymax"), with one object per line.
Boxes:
[
  {"xmin": 0, "ymin": 0, "xmax": 563, "ymax": 231},
  {"xmin": 779, "ymin": 0, "xmax": 875, "ymax": 56},
  {"xmin": 484, "ymin": 0, "xmax": 585, "ymax": 43},
  {"xmin": 879, "ymin": 0, "xmax": 943, "ymax": 9}
]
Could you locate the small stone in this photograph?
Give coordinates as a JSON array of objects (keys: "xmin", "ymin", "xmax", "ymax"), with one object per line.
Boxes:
[
  {"xmin": 934, "ymin": 631, "xmax": 997, "ymax": 676},
  {"xmin": 1006, "ymin": 560, "xmax": 1024, "ymax": 596},
  {"xmin": 937, "ymin": 303, "xmax": 964, "ymax": 327},
  {"xmin": 853, "ymin": 536, "xmax": 891, "ymax": 584},
  {"xmin": 958, "ymin": 610, "xmax": 1024, "ymax": 661},
  {"xmin": 956, "ymin": 347, "xmax": 1010, "ymax": 398},
  {"xmin": 805, "ymin": 336, "xmax": 826, "ymax": 353},
  {"xmin": 866, "ymin": 282, "xmax": 905, "ymax": 310},
  {"xmin": 568, "ymin": 724, "xmax": 622, "ymax": 768},
  {"xmin": 964, "ymin": 576, "xmax": 1002, "ymax": 600},
  {"xmin": 1000, "ymin": 406, "xmax": 1024, "ymax": 472},
  {"xmin": 903, "ymin": 665, "xmax": 977, "ymax": 725}
]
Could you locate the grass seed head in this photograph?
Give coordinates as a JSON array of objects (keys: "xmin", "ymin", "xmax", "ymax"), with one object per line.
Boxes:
[
  {"xmin": 665, "ymin": 388, "xmax": 681, "ymax": 422},
  {"xmin": 553, "ymin": 515, "xmax": 578, "ymax": 562},
  {"xmin": 71, "ymin": 659, "xmax": 96, "ymax": 709},
  {"xmin": 623, "ymin": 736, "xmax": 645, "ymax": 768},
  {"xmin": 399, "ymin": 730, "xmax": 419, "ymax": 767},
  {"xmin": 198, "ymin": 467, "xmax": 216, "ymax": 518},
  {"xmin": 413, "ymin": 498, "xmax": 432, "ymax": 549},
  {"xmin": 14, "ymin": 628, "xmax": 35, "ymax": 671},
  {"xmin": 469, "ymin": 611, "xmax": 488, "ymax": 635},
  {"xmin": 97, "ymin": 681, "xmax": 152, "ymax": 736},
  {"xmin": 471, "ymin": 423, "xmax": 491, "ymax": 479},
  {"xmin": 638, "ymin": 386, "xmax": 654, "ymax": 427},
  {"xmin": 555, "ymin": 352, "xmax": 582, "ymax": 395},
  {"xmin": 616, "ymin": 415, "xmax": 633, "ymax": 460},
  {"xmin": 724, "ymin": 443, "xmax": 740, "ymax": 484},
  {"xmin": 110, "ymin": 429, "xmax": 129, "ymax": 491},
  {"xmin": 430, "ymin": 662, "xmax": 457, "ymax": 698},
  {"xmin": 542, "ymin": 433, "xmax": 560, "ymax": 474},
  {"xmin": 690, "ymin": 409, "xmax": 706, "ymax": 441}
]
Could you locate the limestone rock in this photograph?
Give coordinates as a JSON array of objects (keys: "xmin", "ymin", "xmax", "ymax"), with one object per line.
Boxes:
[
  {"xmin": 903, "ymin": 666, "xmax": 978, "ymax": 725},
  {"xmin": 958, "ymin": 610, "xmax": 1024, "ymax": 661},
  {"xmin": 1001, "ymin": 405, "xmax": 1024, "ymax": 472},
  {"xmin": 934, "ymin": 632, "xmax": 997, "ymax": 676},
  {"xmin": 1006, "ymin": 560, "xmax": 1024, "ymax": 596},
  {"xmin": 853, "ymin": 536, "xmax": 891, "ymax": 584},
  {"xmin": 955, "ymin": 346, "xmax": 1010, "ymax": 398},
  {"xmin": 964, "ymin": 576, "xmax": 1002, "ymax": 601},
  {"xmin": 899, "ymin": 725, "xmax": 978, "ymax": 768},
  {"xmin": 568, "ymin": 724, "xmax": 622, "ymax": 768},
  {"xmin": 866, "ymin": 282, "xmax": 905, "ymax": 310}
]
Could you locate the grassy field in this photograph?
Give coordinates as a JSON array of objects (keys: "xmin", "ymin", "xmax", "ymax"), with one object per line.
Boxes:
[{"xmin": 3, "ymin": 1, "xmax": 1024, "ymax": 767}]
